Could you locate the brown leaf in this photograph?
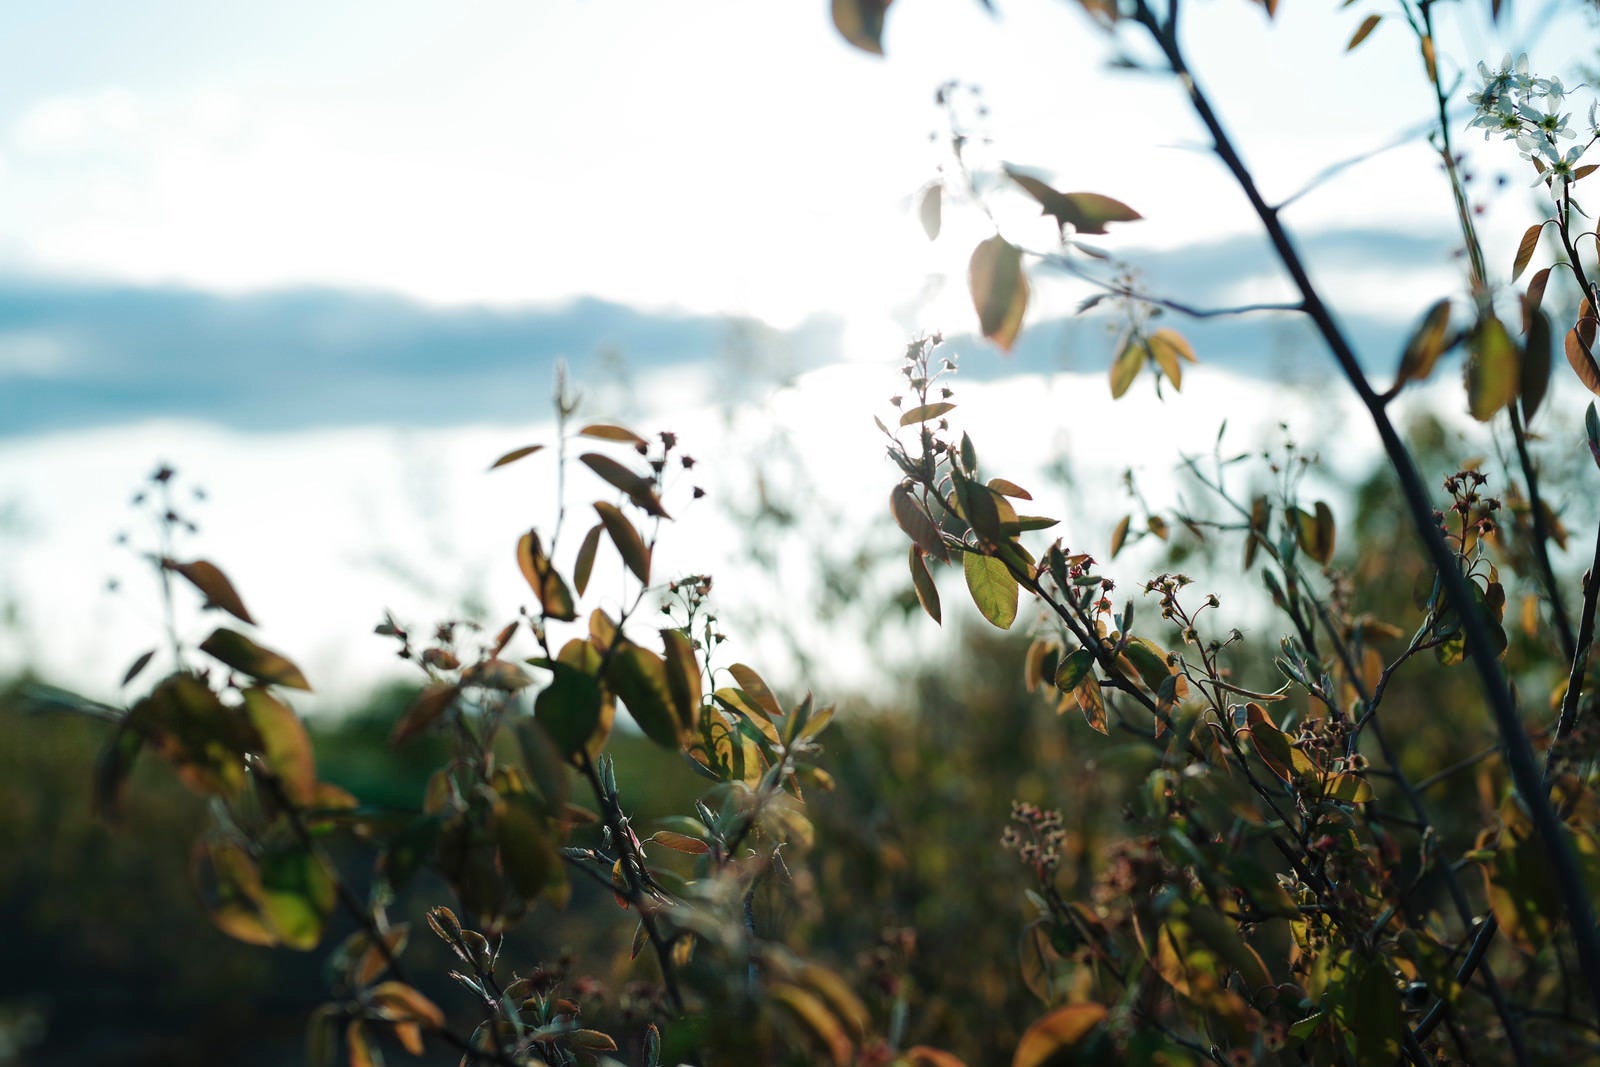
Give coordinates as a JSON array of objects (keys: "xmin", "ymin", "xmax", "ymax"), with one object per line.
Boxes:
[
  {"xmin": 167, "ymin": 559, "xmax": 254, "ymax": 625},
  {"xmin": 969, "ymin": 235, "xmax": 1028, "ymax": 351},
  {"xmin": 1346, "ymin": 13, "xmax": 1381, "ymax": 49},
  {"xmin": 488, "ymin": 444, "xmax": 544, "ymax": 470},
  {"xmin": 831, "ymin": 0, "xmax": 891, "ymax": 55}
]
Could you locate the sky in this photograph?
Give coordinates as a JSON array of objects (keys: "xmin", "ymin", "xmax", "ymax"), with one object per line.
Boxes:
[{"xmin": 0, "ymin": 0, "xmax": 1596, "ymax": 705}]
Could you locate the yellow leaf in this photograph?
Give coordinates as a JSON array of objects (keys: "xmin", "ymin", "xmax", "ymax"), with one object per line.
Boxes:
[{"xmin": 969, "ymin": 236, "xmax": 1029, "ymax": 352}]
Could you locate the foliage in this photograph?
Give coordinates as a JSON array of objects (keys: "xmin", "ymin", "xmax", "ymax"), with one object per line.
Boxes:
[{"xmin": 21, "ymin": 0, "xmax": 1600, "ymax": 1065}]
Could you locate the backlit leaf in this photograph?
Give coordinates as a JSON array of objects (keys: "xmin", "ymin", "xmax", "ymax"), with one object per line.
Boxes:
[
  {"xmin": 608, "ymin": 644, "xmax": 684, "ymax": 749},
  {"xmin": 1466, "ymin": 314, "xmax": 1520, "ymax": 420},
  {"xmin": 1005, "ymin": 167, "xmax": 1142, "ymax": 235},
  {"xmin": 963, "ymin": 552, "xmax": 1018, "ymax": 630},
  {"xmin": 1013, "ymin": 1002, "xmax": 1108, "ymax": 1067},
  {"xmin": 771, "ymin": 983, "xmax": 853, "ymax": 1067},
  {"xmin": 167, "ymin": 559, "xmax": 254, "ymax": 624},
  {"xmin": 200, "ymin": 628, "xmax": 312, "ymax": 691},
  {"xmin": 1148, "ymin": 329, "xmax": 1193, "ymax": 389},
  {"xmin": 1566, "ymin": 320, "xmax": 1600, "ymax": 396},
  {"xmin": 660, "ymin": 628, "xmax": 703, "ymax": 738},
  {"xmin": 368, "ymin": 981, "xmax": 445, "ymax": 1028},
  {"xmin": 1395, "ymin": 298, "xmax": 1452, "ymax": 386},
  {"xmin": 460, "ymin": 659, "xmax": 532, "ymax": 691},
  {"xmin": 1512, "ymin": 221, "xmax": 1546, "ymax": 281},
  {"xmin": 1110, "ymin": 514, "xmax": 1131, "ymax": 557},
  {"xmin": 517, "ymin": 530, "xmax": 577, "ymax": 621},
  {"xmin": 242, "ymin": 687, "xmax": 316, "ymax": 806},
  {"xmin": 899, "ymin": 401, "xmax": 956, "ymax": 425},
  {"xmin": 729, "ymin": 663, "xmax": 783, "ymax": 719},
  {"xmin": 1522, "ymin": 305, "xmax": 1552, "ymax": 421},
  {"xmin": 1054, "ymin": 648, "xmax": 1094, "ymax": 692},
  {"xmin": 1110, "ymin": 337, "xmax": 1143, "ymax": 398},
  {"xmin": 969, "ymin": 235, "xmax": 1029, "ymax": 351},
  {"xmin": 651, "ymin": 830, "xmax": 710, "ymax": 854}
]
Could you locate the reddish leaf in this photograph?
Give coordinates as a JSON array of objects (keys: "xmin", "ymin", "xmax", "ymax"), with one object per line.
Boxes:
[
  {"xmin": 969, "ymin": 236, "xmax": 1029, "ymax": 351},
  {"xmin": 167, "ymin": 559, "xmax": 254, "ymax": 625}
]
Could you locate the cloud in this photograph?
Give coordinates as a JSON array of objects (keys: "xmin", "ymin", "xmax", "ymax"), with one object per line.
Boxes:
[{"xmin": 0, "ymin": 276, "xmax": 846, "ymax": 436}]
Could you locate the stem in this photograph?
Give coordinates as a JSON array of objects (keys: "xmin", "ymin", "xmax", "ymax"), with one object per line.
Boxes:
[{"xmin": 1129, "ymin": 0, "xmax": 1600, "ymax": 1027}]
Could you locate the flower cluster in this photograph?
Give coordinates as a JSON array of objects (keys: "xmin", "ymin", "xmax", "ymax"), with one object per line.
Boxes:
[{"xmin": 1467, "ymin": 52, "xmax": 1597, "ymax": 187}]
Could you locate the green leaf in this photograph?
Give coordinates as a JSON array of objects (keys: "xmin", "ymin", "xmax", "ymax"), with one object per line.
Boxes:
[
  {"xmin": 660, "ymin": 629, "xmax": 703, "ymax": 739},
  {"xmin": 1587, "ymin": 402, "xmax": 1600, "ymax": 469},
  {"xmin": 909, "ymin": 545, "xmax": 942, "ymax": 624},
  {"xmin": 1323, "ymin": 772, "xmax": 1374, "ymax": 803},
  {"xmin": 830, "ymin": 0, "xmax": 890, "ymax": 55},
  {"xmin": 256, "ymin": 839, "xmax": 336, "ymax": 950},
  {"xmin": 495, "ymin": 795, "xmax": 557, "ymax": 900},
  {"xmin": 166, "ymin": 559, "xmax": 254, "ymax": 624},
  {"xmin": 242, "ymin": 687, "xmax": 316, "ymax": 806},
  {"xmin": 595, "ymin": 501, "xmax": 651, "ymax": 583},
  {"xmin": 608, "ymin": 644, "xmax": 684, "ymax": 749},
  {"xmin": 200, "ymin": 628, "xmax": 311, "ymax": 691},
  {"xmin": 516, "ymin": 530, "xmax": 578, "ymax": 621},
  {"xmin": 963, "ymin": 552, "xmax": 1018, "ymax": 630},
  {"xmin": 1466, "ymin": 314, "xmax": 1520, "ymax": 421},
  {"xmin": 969, "ymin": 235, "xmax": 1029, "ymax": 352},
  {"xmin": 535, "ymin": 654, "xmax": 607, "ymax": 761},
  {"xmin": 1053, "ymin": 648, "xmax": 1094, "ymax": 692}
]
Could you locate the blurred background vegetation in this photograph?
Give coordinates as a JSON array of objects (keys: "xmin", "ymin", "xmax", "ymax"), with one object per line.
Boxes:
[{"xmin": 1, "ymin": 404, "xmax": 1556, "ymax": 1066}]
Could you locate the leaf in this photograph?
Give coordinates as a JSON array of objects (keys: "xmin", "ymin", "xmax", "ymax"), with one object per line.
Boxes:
[
  {"xmin": 1586, "ymin": 402, "xmax": 1600, "ymax": 468},
  {"xmin": 918, "ymin": 184, "xmax": 941, "ymax": 240},
  {"xmin": 200, "ymin": 628, "xmax": 312, "ymax": 690},
  {"xmin": 389, "ymin": 683, "xmax": 458, "ymax": 746},
  {"xmin": 1521, "ymin": 306, "xmax": 1552, "ymax": 421},
  {"xmin": 121, "ymin": 649, "xmax": 156, "ymax": 687},
  {"xmin": 608, "ymin": 644, "xmax": 685, "ymax": 749},
  {"xmin": 347, "ymin": 1021, "xmax": 376, "ymax": 1067},
  {"xmin": 1526, "ymin": 266, "xmax": 1552, "ymax": 317},
  {"xmin": 578, "ymin": 423, "xmax": 647, "ymax": 446},
  {"xmin": 891, "ymin": 485, "xmax": 949, "ymax": 561},
  {"xmin": 595, "ymin": 501, "xmax": 651, "ymax": 583},
  {"xmin": 1148, "ymin": 329, "xmax": 1193, "ymax": 389},
  {"xmin": 1110, "ymin": 514, "xmax": 1131, "ymax": 557},
  {"xmin": 1396, "ymin": 298, "xmax": 1452, "ymax": 386},
  {"xmin": 831, "ymin": 0, "xmax": 890, "ymax": 55},
  {"xmin": 771, "ymin": 983, "xmax": 853, "ymax": 1067},
  {"xmin": 1567, "ymin": 322, "xmax": 1600, "ymax": 396},
  {"xmin": 579, "ymin": 453, "xmax": 670, "ymax": 518},
  {"xmin": 1054, "ymin": 648, "xmax": 1094, "ymax": 692},
  {"xmin": 1513, "ymin": 221, "xmax": 1546, "ymax": 280},
  {"xmin": 1323, "ymin": 772, "xmax": 1374, "ymax": 803},
  {"xmin": 1013, "ymin": 1003, "xmax": 1108, "ymax": 1067},
  {"xmin": 460, "ymin": 658, "xmax": 532, "ymax": 690},
  {"xmin": 1075, "ymin": 676, "xmax": 1106, "ymax": 733},
  {"xmin": 1346, "ymin": 13, "xmax": 1381, "ymax": 49},
  {"xmin": 92, "ymin": 723, "xmax": 144, "ymax": 821},
  {"xmin": 660, "ymin": 629, "xmax": 703, "ymax": 739},
  {"xmin": 906, "ymin": 1049, "xmax": 968, "ymax": 1067},
  {"xmin": 987, "ymin": 477, "xmax": 1033, "ymax": 500},
  {"xmin": 516, "ymin": 530, "xmax": 578, "ymax": 621},
  {"xmin": 167, "ymin": 559, "xmax": 254, "ymax": 624},
  {"xmin": 651, "ymin": 830, "xmax": 710, "ymax": 854},
  {"xmin": 729, "ymin": 663, "xmax": 783, "ymax": 719},
  {"xmin": 573, "ymin": 523, "xmax": 602, "ymax": 596},
  {"xmin": 494, "ymin": 795, "xmax": 557, "ymax": 900},
  {"xmin": 489, "ymin": 443, "xmax": 544, "ymax": 470},
  {"xmin": 536, "ymin": 652, "xmax": 609, "ymax": 762},
  {"xmin": 963, "ymin": 552, "xmax": 1018, "ymax": 630},
  {"xmin": 368, "ymin": 981, "xmax": 445, "ymax": 1028},
  {"xmin": 969, "ymin": 235, "xmax": 1029, "ymax": 352},
  {"xmin": 242, "ymin": 687, "xmax": 316, "ymax": 806},
  {"xmin": 1466, "ymin": 314, "xmax": 1521, "ymax": 420},
  {"xmin": 899, "ymin": 401, "xmax": 956, "ymax": 425},
  {"xmin": 910, "ymin": 546, "xmax": 943, "ymax": 624},
  {"xmin": 1004, "ymin": 167, "xmax": 1142, "ymax": 235},
  {"xmin": 1109, "ymin": 336, "xmax": 1143, "ymax": 398},
  {"xmin": 257, "ymin": 839, "xmax": 336, "ymax": 950},
  {"xmin": 1244, "ymin": 495, "xmax": 1270, "ymax": 571}
]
